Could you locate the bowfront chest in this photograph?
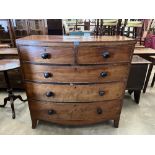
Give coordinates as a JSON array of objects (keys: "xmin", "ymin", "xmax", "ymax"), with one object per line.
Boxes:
[{"xmin": 16, "ymin": 35, "xmax": 136, "ymax": 128}]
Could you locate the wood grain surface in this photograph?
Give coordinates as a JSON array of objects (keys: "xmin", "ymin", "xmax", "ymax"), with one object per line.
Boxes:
[
  {"xmin": 22, "ymin": 63, "xmax": 129, "ymax": 83},
  {"xmin": 29, "ymin": 100, "xmax": 121, "ymax": 125},
  {"xmin": 25, "ymin": 82, "xmax": 125, "ymax": 102}
]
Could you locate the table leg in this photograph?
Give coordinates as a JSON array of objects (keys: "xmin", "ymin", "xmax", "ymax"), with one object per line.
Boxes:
[
  {"xmin": 134, "ymin": 90, "xmax": 141, "ymax": 104},
  {"xmin": 0, "ymin": 71, "xmax": 27, "ymax": 119},
  {"xmin": 151, "ymin": 73, "xmax": 155, "ymax": 87},
  {"xmin": 10, "ymin": 98, "xmax": 15, "ymax": 119},
  {"xmin": 128, "ymin": 90, "xmax": 134, "ymax": 95},
  {"xmin": 143, "ymin": 63, "xmax": 153, "ymax": 93}
]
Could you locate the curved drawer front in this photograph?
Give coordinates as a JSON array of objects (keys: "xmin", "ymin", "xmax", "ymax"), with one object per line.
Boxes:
[
  {"xmin": 29, "ymin": 100, "xmax": 121, "ymax": 125},
  {"xmin": 77, "ymin": 46, "xmax": 133, "ymax": 64},
  {"xmin": 23, "ymin": 64, "xmax": 129, "ymax": 83},
  {"xmin": 25, "ymin": 82, "xmax": 125, "ymax": 102},
  {"xmin": 19, "ymin": 46, "xmax": 74, "ymax": 64}
]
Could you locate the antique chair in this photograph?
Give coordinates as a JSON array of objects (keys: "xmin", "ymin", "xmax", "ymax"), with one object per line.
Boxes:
[
  {"xmin": 100, "ymin": 19, "xmax": 118, "ymax": 36},
  {"xmin": 122, "ymin": 19, "xmax": 144, "ymax": 45}
]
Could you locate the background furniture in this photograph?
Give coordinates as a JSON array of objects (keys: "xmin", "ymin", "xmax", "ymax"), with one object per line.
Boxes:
[
  {"xmin": 126, "ymin": 55, "xmax": 151, "ymax": 104},
  {"xmin": 121, "ymin": 20, "xmax": 144, "ymax": 45},
  {"xmin": 69, "ymin": 30, "xmax": 92, "ymax": 36},
  {"xmin": 100, "ymin": 19, "xmax": 118, "ymax": 36},
  {"xmin": 0, "ymin": 44, "xmax": 10, "ymax": 48},
  {"xmin": 134, "ymin": 47, "xmax": 155, "ymax": 93},
  {"xmin": 0, "ymin": 19, "xmax": 16, "ymax": 47},
  {"xmin": 0, "ymin": 48, "xmax": 23, "ymax": 89},
  {"xmin": 16, "ymin": 35, "xmax": 136, "ymax": 129},
  {"xmin": 47, "ymin": 19, "xmax": 63, "ymax": 35},
  {"xmin": 12, "ymin": 19, "xmax": 46, "ymax": 38},
  {"xmin": 0, "ymin": 59, "xmax": 26, "ymax": 118},
  {"xmin": 144, "ymin": 56, "xmax": 155, "ymax": 90},
  {"xmin": 151, "ymin": 66, "xmax": 155, "ymax": 87}
]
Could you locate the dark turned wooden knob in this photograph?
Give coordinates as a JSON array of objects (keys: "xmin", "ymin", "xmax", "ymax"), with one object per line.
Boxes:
[
  {"xmin": 102, "ymin": 51, "xmax": 110, "ymax": 58},
  {"xmin": 96, "ymin": 108, "xmax": 102, "ymax": 114},
  {"xmin": 44, "ymin": 72, "xmax": 52, "ymax": 78},
  {"xmin": 99, "ymin": 91, "xmax": 105, "ymax": 96},
  {"xmin": 46, "ymin": 91, "xmax": 54, "ymax": 97},
  {"xmin": 41, "ymin": 53, "xmax": 49, "ymax": 59},
  {"xmin": 100, "ymin": 72, "xmax": 108, "ymax": 77},
  {"xmin": 48, "ymin": 109, "xmax": 56, "ymax": 115}
]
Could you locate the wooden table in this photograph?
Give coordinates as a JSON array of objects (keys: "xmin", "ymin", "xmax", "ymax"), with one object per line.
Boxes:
[
  {"xmin": 0, "ymin": 59, "xmax": 26, "ymax": 119},
  {"xmin": 0, "ymin": 44, "xmax": 10, "ymax": 48},
  {"xmin": 0, "ymin": 59, "xmax": 20, "ymax": 71},
  {"xmin": 134, "ymin": 47, "xmax": 155, "ymax": 93},
  {"xmin": 0, "ymin": 48, "xmax": 23, "ymax": 89},
  {"xmin": 134, "ymin": 47, "xmax": 155, "ymax": 56},
  {"xmin": 0, "ymin": 48, "xmax": 18, "ymax": 59}
]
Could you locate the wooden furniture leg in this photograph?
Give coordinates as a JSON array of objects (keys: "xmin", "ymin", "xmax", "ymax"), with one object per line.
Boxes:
[
  {"xmin": 32, "ymin": 119, "xmax": 38, "ymax": 129},
  {"xmin": 134, "ymin": 90, "xmax": 141, "ymax": 104},
  {"xmin": 143, "ymin": 63, "xmax": 153, "ymax": 93},
  {"xmin": 114, "ymin": 118, "xmax": 120, "ymax": 128},
  {"xmin": 151, "ymin": 73, "xmax": 155, "ymax": 87},
  {"xmin": 128, "ymin": 90, "xmax": 134, "ymax": 95},
  {"xmin": 0, "ymin": 71, "xmax": 27, "ymax": 119},
  {"xmin": 10, "ymin": 98, "xmax": 15, "ymax": 119}
]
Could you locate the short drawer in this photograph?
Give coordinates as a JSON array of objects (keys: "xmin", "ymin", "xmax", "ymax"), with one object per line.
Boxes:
[
  {"xmin": 19, "ymin": 46, "xmax": 74, "ymax": 64},
  {"xmin": 25, "ymin": 82, "xmax": 125, "ymax": 102},
  {"xmin": 23, "ymin": 64, "xmax": 129, "ymax": 83},
  {"xmin": 29, "ymin": 100, "xmax": 121, "ymax": 125},
  {"xmin": 77, "ymin": 46, "xmax": 133, "ymax": 64}
]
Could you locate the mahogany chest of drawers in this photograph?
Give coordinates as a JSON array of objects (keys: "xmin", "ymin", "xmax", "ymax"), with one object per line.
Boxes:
[{"xmin": 16, "ymin": 35, "xmax": 136, "ymax": 129}]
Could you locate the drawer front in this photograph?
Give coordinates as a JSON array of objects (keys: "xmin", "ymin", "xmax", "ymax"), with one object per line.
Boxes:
[
  {"xmin": 77, "ymin": 46, "xmax": 133, "ymax": 64},
  {"xmin": 23, "ymin": 64, "xmax": 129, "ymax": 83},
  {"xmin": 19, "ymin": 46, "xmax": 74, "ymax": 64},
  {"xmin": 25, "ymin": 82, "xmax": 125, "ymax": 102},
  {"xmin": 29, "ymin": 100, "xmax": 121, "ymax": 125}
]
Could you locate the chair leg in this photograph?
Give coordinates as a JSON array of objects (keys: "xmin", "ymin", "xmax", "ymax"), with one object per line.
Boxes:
[{"xmin": 151, "ymin": 73, "xmax": 155, "ymax": 87}]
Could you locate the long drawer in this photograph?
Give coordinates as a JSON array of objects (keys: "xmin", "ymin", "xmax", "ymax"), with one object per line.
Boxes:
[
  {"xmin": 25, "ymin": 82, "xmax": 125, "ymax": 102},
  {"xmin": 29, "ymin": 100, "xmax": 121, "ymax": 125},
  {"xmin": 19, "ymin": 46, "xmax": 74, "ymax": 64},
  {"xmin": 77, "ymin": 46, "xmax": 133, "ymax": 64},
  {"xmin": 22, "ymin": 63, "xmax": 129, "ymax": 83}
]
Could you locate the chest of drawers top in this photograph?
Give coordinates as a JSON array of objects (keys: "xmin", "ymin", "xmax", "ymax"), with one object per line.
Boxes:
[
  {"xmin": 16, "ymin": 35, "xmax": 136, "ymax": 65},
  {"xmin": 16, "ymin": 35, "xmax": 136, "ymax": 46}
]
